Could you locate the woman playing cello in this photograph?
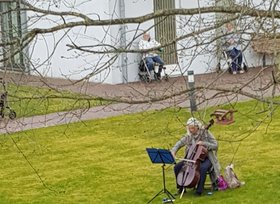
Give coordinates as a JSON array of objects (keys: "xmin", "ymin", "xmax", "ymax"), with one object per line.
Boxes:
[{"xmin": 171, "ymin": 117, "xmax": 221, "ymax": 196}]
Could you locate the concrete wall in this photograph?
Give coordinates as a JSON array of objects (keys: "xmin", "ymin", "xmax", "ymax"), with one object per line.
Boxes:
[
  {"xmin": 26, "ymin": 0, "xmax": 274, "ymax": 84},
  {"xmin": 0, "ymin": 14, "xmax": 2, "ymax": 68},
  {"xmin": 27, "ymin": 0, "xmax": 154, "ymax": 84},
  {"xmin": 110, "ymin": 0, "xmax": 219, "ymax": 82},
  {"xmin": 27, "ymin": 0, "xmax": 113, "ymax": 83},
  {"xmin": 175, "ymin": 0, "xmax": 218, "ymax": 75},
  {"xmin": 107, "ymin": 0, "xmax": 154, "ymax": 84},
  {"xmin": 122, "ymin": 0, "xmax": 154, "ymax": 83}
]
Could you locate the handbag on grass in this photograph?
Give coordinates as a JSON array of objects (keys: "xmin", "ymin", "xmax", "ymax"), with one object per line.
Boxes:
[
  {"xmin": 217, "ymin": 175, "xmax": 228, "ymax": 190},
  {"xmin": 224, "ymin": 163, "xmax": 244, "ymax": 188}
]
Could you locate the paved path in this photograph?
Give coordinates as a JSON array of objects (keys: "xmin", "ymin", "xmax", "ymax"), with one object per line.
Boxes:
[{"xmin": 0, "ymin": 66, "xmax": 277, "ymax": 134}]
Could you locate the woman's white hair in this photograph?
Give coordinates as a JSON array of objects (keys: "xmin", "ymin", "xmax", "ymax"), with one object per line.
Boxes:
[{"xmin": 186, "ymin": 117, "xmax": 202, "ymax": 128}]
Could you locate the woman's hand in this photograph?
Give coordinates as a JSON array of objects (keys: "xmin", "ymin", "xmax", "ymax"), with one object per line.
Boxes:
[
  {"xmin": 171, "ymin": 152, "xmax": 176, "ymax": 159},
  {"xmin": 196, "ymin": 141, "xmax": 204, "ymax": 145},
  {"xmin": 229, "ymin": 38, "xmax": 235, "ymax": 44}
]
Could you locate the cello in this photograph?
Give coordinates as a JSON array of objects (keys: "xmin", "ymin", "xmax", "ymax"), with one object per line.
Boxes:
[{"xmin": 176, "ymin": 119, "xmax": 214, "ymax": 189}]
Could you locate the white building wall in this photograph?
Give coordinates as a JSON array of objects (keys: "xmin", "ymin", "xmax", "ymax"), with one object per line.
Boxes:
[
  {"xmin": 27, "ymin": 0, "xmax": 113, "ymax": 83},
  {"xmin": 26, "ymin": 0, "xmax": 274, "ymax": 84},
  {"xmin": 0, "ymin": 14, "xmax": 2, "ymax": 68},
  {"xmin": 123, "ymin": 0, "xmax": 154, "ymax": 83},
  {"xmin": 237, "ymin": 0, "xmax": 274, "ymax": 68},
  {"xmin": 175, "ymin": 0, "xmax": 218, "ymax": 75},
  {"xmin": 175, "ymin": 0, "xmax": 273, "ymax": 76},
  {"xmin": 107, "ymin": 0, "xmax": 154, "ymax": 84},
  {"xmin": 27, "ymin": 0, "xmax": 155, "ymax": 84}
]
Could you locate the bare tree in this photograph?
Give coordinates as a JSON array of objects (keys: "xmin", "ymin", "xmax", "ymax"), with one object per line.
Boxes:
[
  {"xmin": 1, "ymin": 0, "xmax": 280, "ymax": 194},
  {"xmin": 0, "ymin": 1, "xmax": 280, "ymax": 125},
  {"xmin": 0, "ymin": 0, "xmax": 279, "ymax": 121}
]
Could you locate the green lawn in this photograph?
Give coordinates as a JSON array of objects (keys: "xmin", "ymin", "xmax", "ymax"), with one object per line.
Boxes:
[
  {"xmin": 0, "ymin": 99, "xmax": 279, "ymax": 203},
  {"xmin": 4, "ymin": 83, "xmax": 108, "ymax": 118}
]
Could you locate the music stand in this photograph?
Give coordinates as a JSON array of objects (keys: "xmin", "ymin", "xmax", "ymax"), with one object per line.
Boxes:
[{"xmin": 146, "ymin": 148, "xmax": 176, "ymax": 204}]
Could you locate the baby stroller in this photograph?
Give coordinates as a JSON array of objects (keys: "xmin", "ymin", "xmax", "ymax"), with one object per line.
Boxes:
[
  {"xmin": 0, "ymin": 78, "xmax": 16, "ymax": 120},
  {"xmin": 138, "ymin": 58, "xmax": 169, "ymax": 82}
]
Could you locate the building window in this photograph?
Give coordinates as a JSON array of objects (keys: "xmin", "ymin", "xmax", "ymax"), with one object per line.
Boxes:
[
  {"xmin": 0, "ymin": 1, "xmax": 28, "ymax": 72},
  {"xmin": 153, "ymin": 0, "xmax": 177, "ymax": 64}
]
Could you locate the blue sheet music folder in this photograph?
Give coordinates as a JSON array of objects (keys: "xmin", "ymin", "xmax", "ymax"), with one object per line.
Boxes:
[{"xmin": 146, "ymin": 148, "xmax": 175, "ymax": 164}]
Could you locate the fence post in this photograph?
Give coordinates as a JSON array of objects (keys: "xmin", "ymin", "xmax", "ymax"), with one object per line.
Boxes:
[{"xmin": 187, "ymin": 70, "xmax": 197, "ymax": 112}]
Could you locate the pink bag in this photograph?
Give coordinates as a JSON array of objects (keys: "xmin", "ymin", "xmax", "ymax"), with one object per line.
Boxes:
[{"xmin": 217, "ymin": 175, "xmax": 228, "ymax": 191}]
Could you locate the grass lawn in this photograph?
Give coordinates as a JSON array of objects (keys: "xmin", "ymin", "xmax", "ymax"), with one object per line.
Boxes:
[
  {"xmin": 0, "ymin": 99, "xmax": 280, "ymax": 203},
  {"xmin": 4, "ymin": 83, "xmax": 108, "ymax": 118}
]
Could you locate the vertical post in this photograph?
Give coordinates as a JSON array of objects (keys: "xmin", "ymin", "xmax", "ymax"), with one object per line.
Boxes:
[
  {"xmin": 187, "ymin": 70, "xmax": 197, "ymax": 112},
  {"xmin": 262, "ymin": 53, "xmax": 266, "ymax": 67},
  {"xmin": 119, "ymin": 0, "xmax": 128, "ymax": 83}
]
